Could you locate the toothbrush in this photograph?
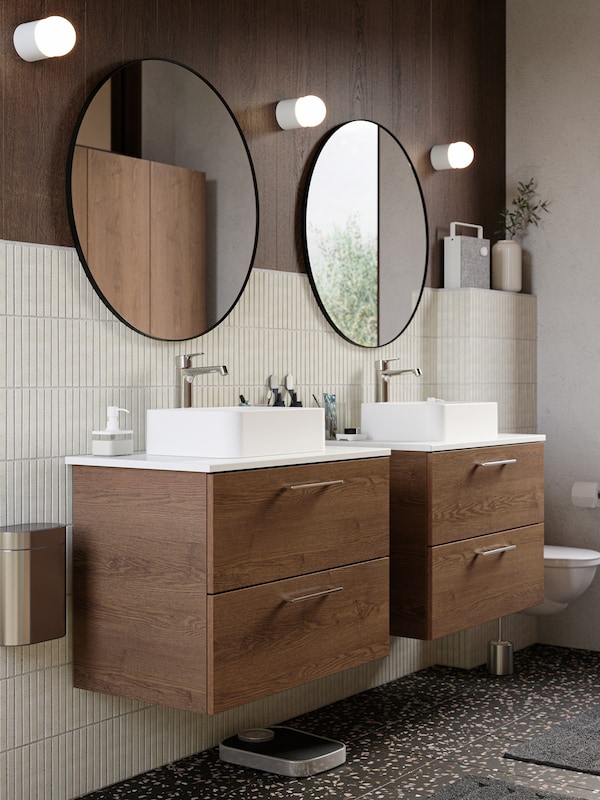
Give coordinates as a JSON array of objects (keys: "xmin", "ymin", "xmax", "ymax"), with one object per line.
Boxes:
[
  {"xmin": 285, "ymin": 374, "xmax": 302, "ymax": 407},
  {"xmin": 265, "ymin": 374, "xmax": 276, "ymax": 405},
  {"xmin": 267, "ymin": 374, "xmax": 285, "ymax": 406},
  {"xmin": 285, "ymin": 374, "xmax": 295, "ymax": 405}
]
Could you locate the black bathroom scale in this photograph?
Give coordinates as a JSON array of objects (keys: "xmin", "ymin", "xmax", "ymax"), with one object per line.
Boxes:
[{"xmin": 219, "ymin": 726, "xmax": 346, "ymax": 777}]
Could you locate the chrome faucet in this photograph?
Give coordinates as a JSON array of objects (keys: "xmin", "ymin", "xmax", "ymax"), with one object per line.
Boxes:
[
  {"xmin": 375, "ymin": 359, "xmax": 422, "ymax": 402},
  {"xmin": 175, "ymin": 353, "xmax": 228, "ymax": 408}
]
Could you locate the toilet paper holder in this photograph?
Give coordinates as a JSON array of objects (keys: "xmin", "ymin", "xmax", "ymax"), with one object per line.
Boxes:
[{"xmin": 571, "ymin": 481, "xmax": 600, "ymax": 508}]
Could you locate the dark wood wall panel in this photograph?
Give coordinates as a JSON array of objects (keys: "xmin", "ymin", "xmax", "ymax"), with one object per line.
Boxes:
[{"xmin": 0, "ymin": 0, "xmax": 505, "ymax": 286}]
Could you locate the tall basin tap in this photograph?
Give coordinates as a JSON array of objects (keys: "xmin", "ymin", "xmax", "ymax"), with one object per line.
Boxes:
[
  {"xmin": 375, "ymin": 359, "xmax": 421, "ymax": 402},
  {"xmin": 175, "ymin": 353, "xmax": 228, "ymax": 408}
]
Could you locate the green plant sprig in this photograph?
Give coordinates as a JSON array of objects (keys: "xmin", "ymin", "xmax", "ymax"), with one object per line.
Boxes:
[{"xmin": 497, "ymin": 178, "xmax": 550, "ymax": 240}]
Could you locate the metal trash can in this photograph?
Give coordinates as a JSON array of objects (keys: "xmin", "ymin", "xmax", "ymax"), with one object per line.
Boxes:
[{"xmin": 0, "ymin": 524, "xmax": 66, "ymax": 646}]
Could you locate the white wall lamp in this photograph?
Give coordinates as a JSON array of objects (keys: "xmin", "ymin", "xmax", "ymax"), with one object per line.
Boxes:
[
  {"xmin": 13, "ymin": 16, "xmax": 77, "ymax": 62},
  {"xmin": 430, "ymin": 141, "xmax": 475, "ymax": 170},
  {"xmin": 276, "ymin": 95, "xmax": 327, "ymax": 130}
]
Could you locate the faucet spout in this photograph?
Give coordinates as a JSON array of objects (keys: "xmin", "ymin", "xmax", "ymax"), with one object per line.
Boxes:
[
  {"xmin": 182, "ymin": 365, "xmax": 228, "ymax": 380},
  {"xmin": 175, "ymin": 354, "xmax": 228, "ymax": 408},
  {"xmin": 375, "ymin": 360, "xmax": 421, "ymax": 402}
]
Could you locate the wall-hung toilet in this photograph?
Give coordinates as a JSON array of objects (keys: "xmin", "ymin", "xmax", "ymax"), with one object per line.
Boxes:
[{"xmin": 525, "ymin": 545, "xmax": 600, "ymax": 616}]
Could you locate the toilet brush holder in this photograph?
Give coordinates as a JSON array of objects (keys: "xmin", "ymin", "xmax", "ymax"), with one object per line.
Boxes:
[
  {"xmin": 487, "ymin": 639, "xmax": 514, "ymax": 675},
  {"xmin": 487, "ymin": 618, "xmax": 514, "ymax": 675}
]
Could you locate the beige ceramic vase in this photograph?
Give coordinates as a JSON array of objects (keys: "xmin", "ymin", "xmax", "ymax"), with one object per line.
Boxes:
[{"xmin": 491, "ymin": 239, "xmax": 522, "ymax": 292}]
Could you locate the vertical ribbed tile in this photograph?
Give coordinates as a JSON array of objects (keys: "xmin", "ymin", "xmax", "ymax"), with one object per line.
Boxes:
[{"xmin": 0, "ymin": 241, "xmax": 539, "ymax": 799}]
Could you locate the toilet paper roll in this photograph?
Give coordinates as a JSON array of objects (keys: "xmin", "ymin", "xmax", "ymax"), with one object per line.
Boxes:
[{"xmin": 571, "ymin": 481, "xmax": 600, "ymax": 508}]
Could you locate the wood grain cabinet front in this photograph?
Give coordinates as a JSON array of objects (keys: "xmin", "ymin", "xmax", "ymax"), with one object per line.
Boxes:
[
  {"xmin": 209, "ymin": 559, "xmax": 389, "ymax": 713},
  {"xmin": 72, "ymin": 457, "xmax": 390, "ymax": 713},
  {"xmin": 390, "ymin": 443, "xmax": 544, "ymax": 639}
]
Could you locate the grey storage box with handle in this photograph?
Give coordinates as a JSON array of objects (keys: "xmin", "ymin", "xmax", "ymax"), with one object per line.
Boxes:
[
  {"xmin": 444, "ymin": 221, "xmax": 490, "ymax": 289},
  {"xmin": 0, "ymin": 523, "xmax": 66, "ymax": 646}
]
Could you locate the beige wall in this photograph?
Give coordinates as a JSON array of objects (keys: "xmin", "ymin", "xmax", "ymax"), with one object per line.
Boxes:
[{"xmin": 507, "ymin": 0, "xmax": 600, "ymax": 651}]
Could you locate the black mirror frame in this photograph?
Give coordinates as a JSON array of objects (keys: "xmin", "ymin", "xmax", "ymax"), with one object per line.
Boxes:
[
  {"xmin": 302, "ymin": 120, "xmax": 429, "ymax": 349},
  {"xmin": 66, "ymin": 58, "xmax": 260, "ymax": 342}
]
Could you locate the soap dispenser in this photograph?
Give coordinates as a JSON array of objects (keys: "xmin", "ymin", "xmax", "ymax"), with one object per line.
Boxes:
[{"xmin": 92, "ymin": 407, "xmax": 133, "ymax": 456}]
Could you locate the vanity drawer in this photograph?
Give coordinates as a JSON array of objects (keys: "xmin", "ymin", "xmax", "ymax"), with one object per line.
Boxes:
[
  {"xmin": 429, "ymin": 443, "xmax": 544, "ymax": 545},
  {"xmin": 429, "ymin": 523, "xmax": 544, "ymax": 639},
  {"xmin": 208, "ymin": 558, "xmax": 389, "ymax": 713},
  {"xmin": 208, "ymin": 458, "xmax": 389, "ymax": 592}
]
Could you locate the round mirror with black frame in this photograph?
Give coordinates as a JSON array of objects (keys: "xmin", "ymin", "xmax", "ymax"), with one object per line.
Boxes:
[
  {"xmin": 67, "ymin": 58, "xmax": 259, "ymax": 341},
  {"xmin": 303, "ymin": 120, "xmax": 428, "ymax": 348}
]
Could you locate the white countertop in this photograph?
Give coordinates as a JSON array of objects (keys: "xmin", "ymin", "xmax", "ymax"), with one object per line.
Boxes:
[
  {"xmin": 336, "ymin": 433, "xmax": 546, "ymax": 452},
  {"xmin": 65, "ymin": 444, "xmax": 392, "ymax": 473},
  {"xmin": 65, "ymin": 434, "xmax": 546, "ymax": 471}
]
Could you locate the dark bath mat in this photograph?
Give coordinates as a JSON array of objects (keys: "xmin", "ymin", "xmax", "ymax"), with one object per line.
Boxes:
[
  {"xmin": 504, "ymin": 705, "xmax": 600, "ymax": 776},
  {"xmin": 429, "ymin": 776, "xmax": 579, "ymax": 800}
]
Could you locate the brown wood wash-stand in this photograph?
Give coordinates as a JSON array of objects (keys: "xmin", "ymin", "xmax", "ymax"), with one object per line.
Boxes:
[
  {"xmin": 72, "ymin": 457, "xmax": 390, "ymax": 713},
  {"xmin": 389, "ymin": 442, "xmax": 544, "ymax": 640}
]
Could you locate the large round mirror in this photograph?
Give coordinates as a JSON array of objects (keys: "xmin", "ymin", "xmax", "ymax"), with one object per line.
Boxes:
[
  {"xmin": 303, "ymin": 120, "xmax": 428, "ymax": 347},
  {"xmin": 67, "ymin": 59, "xmax": 258, "ymax": 341}
]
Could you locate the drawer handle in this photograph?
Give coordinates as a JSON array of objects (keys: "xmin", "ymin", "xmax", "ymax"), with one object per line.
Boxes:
[
  {"xmin": 476, "ymin": 459, "xmax": 517, "ymax": 467},
  {"xmin": 286, "ymin": 587, "xmax": 344, "ymax": 603},
  {"xmin": 475, "ymin": 544, "xmax": 517, "ymax": 557},
  {"xmin": 287, "ymin": 480, "xmax": 345, "ymax": 490}
]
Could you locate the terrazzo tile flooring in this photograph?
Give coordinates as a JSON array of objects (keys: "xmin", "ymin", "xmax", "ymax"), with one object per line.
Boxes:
[{"xmin": 78, "ymin": 644, "xmax": 600, "ymax": 800}]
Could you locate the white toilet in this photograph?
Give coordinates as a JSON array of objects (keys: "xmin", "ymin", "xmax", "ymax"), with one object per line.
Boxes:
[{"xmin": 525, "ymin": 545, "xmax": 600, "ymax": 616}]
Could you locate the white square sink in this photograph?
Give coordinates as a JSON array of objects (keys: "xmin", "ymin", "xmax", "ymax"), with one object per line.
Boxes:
[
  {"xmin": 146, "ymin": 406, "xmax": 325, "ymax": 458},
  {"xmin": 361, "ymin": 399, "xmax": 498, "ymax": 443}
]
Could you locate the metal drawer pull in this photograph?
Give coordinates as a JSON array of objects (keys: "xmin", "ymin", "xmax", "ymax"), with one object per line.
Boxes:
[
  {"xmin": 287, "ymin": 587, "xmax": 344, "ymax": 603},
  {"xmin": 477, "ymin": 459, "xmax": 517, "ymax": 467},
  {"xmin": 287, "ymin": 479, "xmax": 345, "ymax": 490},
  {"xmin": 475, "ymin": 544, "xmax": 517, "ymax": 557}
]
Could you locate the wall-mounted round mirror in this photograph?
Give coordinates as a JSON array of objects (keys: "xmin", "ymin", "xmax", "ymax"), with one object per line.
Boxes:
[
  {"xmin": 303, "ymin": 120, "xmax": 428, "ymax": 347},
  {"xmin": 67, "ymin": 59, "xmax": 258, "ymax": 341}
]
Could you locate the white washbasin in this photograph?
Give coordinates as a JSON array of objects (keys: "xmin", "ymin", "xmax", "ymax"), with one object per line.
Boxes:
[
  {"xmin": 361, "ymin": 399, "xmax": 498, "ymax": 443},
  {"xmin": 146, "ymin": 406, "xmax": 325, "ymax": 458}
]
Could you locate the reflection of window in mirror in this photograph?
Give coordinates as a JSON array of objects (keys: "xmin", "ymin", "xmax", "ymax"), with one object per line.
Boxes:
[
  {"xmin": 304, "ymin": 120, "xmax": 427, "ymax": 348},
  {"xmin": 307, "ymin": 121, "xmax": 379, "ymax": 346}
]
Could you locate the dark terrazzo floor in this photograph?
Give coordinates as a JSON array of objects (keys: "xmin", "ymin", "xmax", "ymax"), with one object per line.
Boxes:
[{"xmin": 77, "ymin": 644, "xmax": 600, "ymax": 800}]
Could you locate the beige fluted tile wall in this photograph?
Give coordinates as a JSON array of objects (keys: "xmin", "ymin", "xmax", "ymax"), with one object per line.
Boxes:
[{"xmin": 0, "ymin": 239, "xmax": 537, "ymax": 799}]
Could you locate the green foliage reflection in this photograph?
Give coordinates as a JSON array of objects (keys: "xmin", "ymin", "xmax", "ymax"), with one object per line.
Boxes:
[{"xmin": 310, "ymin": 215, "xmax": 378, "ymax": 347}]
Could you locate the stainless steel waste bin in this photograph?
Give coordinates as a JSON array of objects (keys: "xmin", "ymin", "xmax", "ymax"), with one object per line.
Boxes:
[{"xmin": 0, "ymin": 524, "xmax": 66, "ymax": 646}]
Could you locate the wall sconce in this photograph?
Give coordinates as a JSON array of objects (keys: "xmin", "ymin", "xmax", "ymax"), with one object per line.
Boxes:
[
  {"xmin": 13, "ymin": 16, "xmax": 76, "ymax": 62},
  {"xmin": 276, "ymin": 95, "xmax": 327, "ymax": 130},
  {"xmin": 430, "ymin": 141, "xmax": 474, "ymax": 170}
]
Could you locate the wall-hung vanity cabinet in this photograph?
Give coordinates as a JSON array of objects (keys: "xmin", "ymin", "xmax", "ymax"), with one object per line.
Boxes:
[
  {"xmin": 68, "ymin": 450, "xmax": 390, "ymax": 714},
  {"xmin": 389, "ymin": 439, "xmax": 545, "ymax": 640}
]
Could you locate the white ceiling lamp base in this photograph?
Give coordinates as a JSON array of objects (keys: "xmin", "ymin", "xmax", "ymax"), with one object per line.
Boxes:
[
  {"xmin": 14, "ymin": 16, "xmax": 77, "ymax": 62},
  {"xmin": 430, "ymin": 141, "xmax": 474, "ymax": 170},
  {"xmin": 276, "ymin": 96, "xmax": 327, "ymax": 130}
]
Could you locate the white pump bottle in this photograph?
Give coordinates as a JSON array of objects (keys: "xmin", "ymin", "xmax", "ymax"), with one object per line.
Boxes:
[{"xmin": 92, "ymin": 406, "xmax": 133, "ymax": 456}]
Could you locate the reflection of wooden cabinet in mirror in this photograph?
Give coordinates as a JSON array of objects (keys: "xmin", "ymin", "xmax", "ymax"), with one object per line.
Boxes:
[
  {"xmin": 72, "ymin": 145, "xmax": 206, "ymax": 340},
  {"xmin": 68, "ymin": 59, "xmax": 258, "ymax": 341}
]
